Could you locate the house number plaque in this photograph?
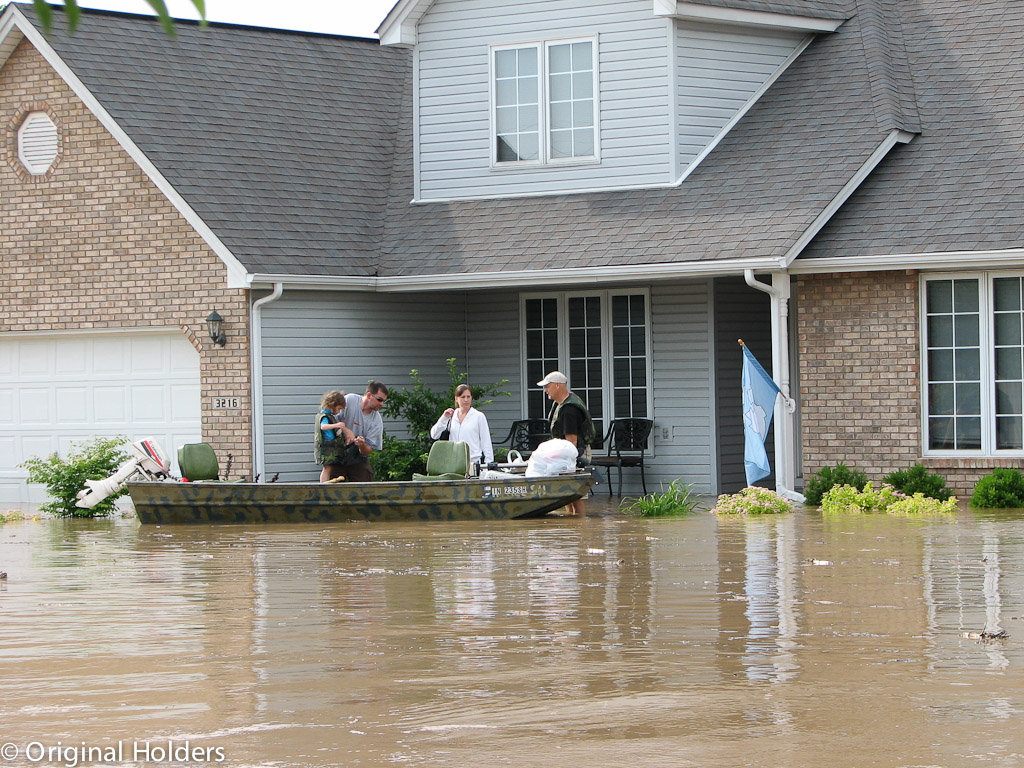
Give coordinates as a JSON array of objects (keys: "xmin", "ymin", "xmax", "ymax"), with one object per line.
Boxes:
[{"xmin": 212, "ymin": 397, "xmax": 241, "ymax": 410}]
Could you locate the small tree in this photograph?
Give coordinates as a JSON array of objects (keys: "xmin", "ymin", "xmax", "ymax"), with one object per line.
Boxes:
[
  {"xmin": 19, "ymin": 436, "xmax": 128, "ymax": 517},
  {"xmin": 372, "ymin": 359, "xmax": 511, "ymax": 480},
  {"xmin": 30, "ymin": 0, "xmax": 207, "ymax": 37}
]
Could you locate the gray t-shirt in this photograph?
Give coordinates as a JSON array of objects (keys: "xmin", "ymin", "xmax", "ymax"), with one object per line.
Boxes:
[{"xmin": 340, "ymin": 392, "xmax": 383, "ymax": 451}]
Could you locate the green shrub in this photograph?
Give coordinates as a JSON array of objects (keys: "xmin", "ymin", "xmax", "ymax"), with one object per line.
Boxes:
[
  {"xmin": 372, "ymin": 358, "xmax": 511, "ymax": 481},
  {"xmin": 821, "ymin": 482, "xmax": 957, "ymax": 515},
  {"xmin": 381, "ymin": 357, "xmax": 510, "ymax": 442},
  {"xmin": 712, "ymin": 486, "xmax": 793, "ymax": 515},
  {"xmin": 882, "ymin": 464, "xmax": 953, "ymax": 501},
  {"xmin": 970, "ymin": 468, "xmax": 1024, "ymax": 508},
  {"xmin": 19, "ymin": 436, "xmax": 128, "ymax": 517},
  {"xmin": 804, "ymin": 463, "xmax": 868, "ymax": 505},
  {"xmin": 624, "ymin": 479, "xmax": 702, "ymax": 517},
  {"xmin": 369, "ymin": 435, "xmax": 429, "ymax": 482}
]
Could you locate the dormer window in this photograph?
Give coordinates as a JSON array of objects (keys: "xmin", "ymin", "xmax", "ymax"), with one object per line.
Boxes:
[
  {"xmin": 492, "ymin": 38, "xmax": 598, "ymax": 167},
  {"xmin": 18, "ymin": 111, "xmax": 58, "ymax": 175}
]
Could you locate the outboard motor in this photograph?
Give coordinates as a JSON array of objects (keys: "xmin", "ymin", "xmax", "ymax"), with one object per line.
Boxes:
[{"xmin": 75, "ymin": 438, "xmax": 170, "ymax": 509}]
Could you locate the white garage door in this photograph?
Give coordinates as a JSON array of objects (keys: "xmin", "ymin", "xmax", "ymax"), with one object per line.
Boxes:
[{"xmin": 0, "ymin": 331, "xmax": 202, "ymax": 509}]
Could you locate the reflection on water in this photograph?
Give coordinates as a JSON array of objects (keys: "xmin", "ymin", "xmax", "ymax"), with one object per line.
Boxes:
[{"xmin": 2, "ymin": 503, "xmax": 1024, "ymax": 767}]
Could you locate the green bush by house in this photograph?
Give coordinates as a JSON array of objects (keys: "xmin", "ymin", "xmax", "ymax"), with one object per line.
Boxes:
[
  {"xmin": 804, "ymin": 463, "xmax": 868, "ymax": 506},
  {"xmin": 882, "ymin": 464, "xmax": 953, "ymax": 501},
  {"xmin": 19, "ymin": 436, "xmax": 128, "ymax": 517},
  {"xmin": 970, "ymin": 468, "xmax": 1024, "ymax": 508}
]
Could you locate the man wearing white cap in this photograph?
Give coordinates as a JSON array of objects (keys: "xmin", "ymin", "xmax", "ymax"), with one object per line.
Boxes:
[{"xmin": 538, "ymin": 371, "xmax": 596, "ymax": 516}]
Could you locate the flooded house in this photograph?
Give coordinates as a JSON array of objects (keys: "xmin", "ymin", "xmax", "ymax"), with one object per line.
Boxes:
[{"xmin": 2, "ymin": 0, "xmax": 1023, "ymax": 507}]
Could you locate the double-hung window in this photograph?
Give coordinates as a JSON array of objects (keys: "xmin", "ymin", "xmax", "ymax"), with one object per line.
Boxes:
[
  {"xmin": 492, "ymin": 38, "xmax": 597, "ymax": 166},
  {"xmin": 523, "ymin": 291, "xmax": 650, "ymax": 442},
  {"xmin": 923, "ymin": 273, "xmax": 1024, "ymax": 454}
]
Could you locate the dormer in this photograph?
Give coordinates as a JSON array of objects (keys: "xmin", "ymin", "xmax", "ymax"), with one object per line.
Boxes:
[{"xmin": 379, "ymin": 0, "xmax": 844, "ymax": 203}]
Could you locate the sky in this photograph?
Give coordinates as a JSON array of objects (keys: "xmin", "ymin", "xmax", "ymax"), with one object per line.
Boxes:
[{"xmin": 28, "ymin": 0, "xmax": 398, "ymax": 38}]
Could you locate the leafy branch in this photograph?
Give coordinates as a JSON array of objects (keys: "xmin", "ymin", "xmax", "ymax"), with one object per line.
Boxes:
[{"xmin": 32, "ymin": 0, "xmax": 207, "ymax": 37}]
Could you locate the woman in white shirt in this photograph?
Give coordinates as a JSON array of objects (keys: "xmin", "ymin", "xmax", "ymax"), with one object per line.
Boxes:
[{"xmin": 430, "ymin": 384, "xmax": 494, "ymax": 469}]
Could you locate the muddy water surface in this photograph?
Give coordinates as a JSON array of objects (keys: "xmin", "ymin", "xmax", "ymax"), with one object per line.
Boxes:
[{"xmin": 2, "ymin": 502, "xmax": 1024, "ymax": 767}]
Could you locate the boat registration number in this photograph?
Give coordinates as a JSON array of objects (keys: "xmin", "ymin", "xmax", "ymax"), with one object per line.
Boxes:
[{"xmin": 483, "ymin": 484, "xmax": 532, "ymax": 498}]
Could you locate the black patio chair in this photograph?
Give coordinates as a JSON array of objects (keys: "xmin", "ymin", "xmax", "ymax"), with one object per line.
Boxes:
[
  {"xmin": 590, "ymin": 418, "xmax": 654, "ymax": 497},
  {"xmin": 495, "ymin": 419, "xmax": 551, "ymax": 457}
]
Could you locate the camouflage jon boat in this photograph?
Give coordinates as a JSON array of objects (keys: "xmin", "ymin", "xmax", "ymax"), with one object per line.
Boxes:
[{"xmin": 126, "ymin": 472, "xmax": 595, "ymax": 524}]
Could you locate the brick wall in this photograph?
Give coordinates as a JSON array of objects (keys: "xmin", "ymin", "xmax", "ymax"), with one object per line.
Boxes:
[
  {"xmin": 0, "ymin": 40, "xmax": 253, "ymax": 476},
  {"xmin": 797, "ymin": 270, "xmax": 1022, "ymax": 498}
]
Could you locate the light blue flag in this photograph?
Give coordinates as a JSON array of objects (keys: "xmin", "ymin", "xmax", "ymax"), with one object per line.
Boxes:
[{"xmin": 742, "ymin": 345, "xmax": 781, "ymax": 486}]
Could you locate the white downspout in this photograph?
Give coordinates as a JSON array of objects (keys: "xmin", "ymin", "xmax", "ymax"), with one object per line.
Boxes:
[
  {"xmin": 251, "ymin": 283, "xmax": 284, "ymax": 481},
  {"xmin": 743, "ymin": 270, "xmax": 804, "ymax": 503}
]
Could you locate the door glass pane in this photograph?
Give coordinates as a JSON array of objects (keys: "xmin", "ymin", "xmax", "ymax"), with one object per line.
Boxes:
[
  {"xmin": 611, "ymin": 295, "xmax": 648, "ymax": 419},
  {"xmin": 525, "ymin": 298, "xmax": 559, "ymax": 419},
  {"xmin": 568, "ymin": 296, "xmax": 604, "ymax": 438}
]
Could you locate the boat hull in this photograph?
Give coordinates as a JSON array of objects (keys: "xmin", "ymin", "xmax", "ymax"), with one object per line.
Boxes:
[{"xmin": 127, "ymin": 472, "xmax": 595, "ymax": 524}]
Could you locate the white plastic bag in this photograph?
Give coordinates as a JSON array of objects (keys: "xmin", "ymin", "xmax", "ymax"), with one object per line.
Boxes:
[
  {"xmin": 479, "ymin": 468, "xmax": 517, "ymax": 480},
  {"xmin": 525, "ymin": 438, "xmax": 578, "ymax": 477}
]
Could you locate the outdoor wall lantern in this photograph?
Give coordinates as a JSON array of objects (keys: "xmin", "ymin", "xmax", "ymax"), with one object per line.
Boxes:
[{"xmin": 206, "ymin": 310, "xmax": 227, "ymax": 347}]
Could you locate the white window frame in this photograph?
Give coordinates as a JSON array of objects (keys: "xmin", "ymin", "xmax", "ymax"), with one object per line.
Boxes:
[
  {"xmin": 18, "ymin": 111, "xmax": 58, "ymax": 175},
  {"xmin": 519, "ymin": 289, "xmax": 652, "ymax": 435},
  {"xmin": 489, "ymin": 36, "xmax": 600, "ymax": 169},
  {"xmin": 921, "ymin": 271, "xmax": 1024, "ymax": 457}
]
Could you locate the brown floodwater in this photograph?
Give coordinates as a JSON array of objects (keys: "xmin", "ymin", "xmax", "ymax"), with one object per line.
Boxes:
[{"xmin": 2, "ymin": 499, "xmax": 1024, "ymax": 768}]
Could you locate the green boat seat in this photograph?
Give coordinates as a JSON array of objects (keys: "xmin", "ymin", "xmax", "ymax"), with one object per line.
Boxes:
[
  {"xmin": 178, "ymin": 442, "xmax": 219, "ymax": 481},
  {"xmin": 413, "ymin": 440, "xmax": 470, "ymax": 481}
]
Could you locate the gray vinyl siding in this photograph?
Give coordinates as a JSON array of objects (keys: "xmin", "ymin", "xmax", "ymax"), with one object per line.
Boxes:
[
  {"xmin": 465, "ymin": 290, "xmax": 528, "ymax": 449},
  {"xmin": 713, "ymin": 277, "xmax": 773, "ymax": 493},
  {"xmin": 258, "ymin": 281, "xmax": 724, "ymax": 494},
  {"xmin": 415, "ymin": 0, "xmax": 673, "ymax": 200},
  {"xmin": 648, "ymin": 280, "xmax": 716, "ymax": 495},
  {"xmin": 259, "ymin": 290, "xmax": 469, "ymax": 480},
  {"xmin": 676, "ymin": 22, "xmax": 806, "ymax": 164}
]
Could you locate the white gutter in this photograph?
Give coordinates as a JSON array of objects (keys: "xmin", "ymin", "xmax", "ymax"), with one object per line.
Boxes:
[
  {"xmin": 250, "ymin": 283, "xmax": 283, "ymax": 481},
  {"xmin": 743, "ymin": 270, "xmax": 804, "ymax": 503},
  {"xmin": 788, "ymin": 247, "xmax": 1024, "ymax": 275},
  {"xmin": 245, "ymin": 255, "xmax": 788, "ymax": 293}
]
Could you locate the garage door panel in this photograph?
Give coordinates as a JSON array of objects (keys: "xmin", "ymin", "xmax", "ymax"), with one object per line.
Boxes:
[
  {"xmin": 0, "ymin": 437, "xmax": 15, "ymax": 465},
  {"xmin": 0, "ymin": 344, "xmax": 12, "ymax": 377},
  {"xmin": 94, "ymin": 339, "xmax": 129, "ymax": 374},
  {"xmin": 20, "ymin": 342, "xmax": 50, "ymax": 375},
  {"xmin": 131, "ymin": 339, "xmax": 167, "ymax": 372},
  {"xmin": 94, "ymin": 386, "xmax": 129, "ymax": 423},
  {"xmin": 169, "ymin": 341, "xmax": 196, "ymax": 369},
  {"xmin": 1, "ymin": 332, "xmax": 202, "ymax": 508},
  {"xmin": 22, "ymin": 435, "xmax": 53, "ymax": 461},
  {"xmin": 56, "ymin": 388, "xmax": 88, "ymax": 423},
  {"xmin": 20, "ymin": 389, "xmax": 50, "ymax": 423},
  {"xmin": 171, "ymin": 384, "xmax": 201, "ymax": 421},
  {"xmin": 132, "ymin": 385, "xmax": 166, "ymax": 422}
]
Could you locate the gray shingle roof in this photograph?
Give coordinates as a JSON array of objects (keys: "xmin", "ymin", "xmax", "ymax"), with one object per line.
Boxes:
[
  {"xmin": 16, "ymin": 0, "xmax": 1022, "ymax": 280},
  {"xmin": 17, "ymin": 4, "xmax": 408, "ymax": 276},
  {"xmin": 800, "ymin": 0, "xmax": 1024, "ymax": 259}
]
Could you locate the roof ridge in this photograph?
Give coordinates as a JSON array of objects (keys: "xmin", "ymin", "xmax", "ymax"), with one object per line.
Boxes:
[{"xmin": 855, "ymin": 0, "xmax": 921, "ymax": 134}]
